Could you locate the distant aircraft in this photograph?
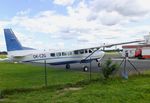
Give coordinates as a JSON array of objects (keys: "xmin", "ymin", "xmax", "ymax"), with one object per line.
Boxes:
[{"xmin": 2, "ymin": 29, "xmax": 143, "ymax": 71}]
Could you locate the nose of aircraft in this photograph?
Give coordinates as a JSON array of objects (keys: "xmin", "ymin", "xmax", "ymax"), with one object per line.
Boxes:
[
  {"xmin": 94, "ymin": 50, "xmax": 105, "ymax": 56},
  {"xmin": 100, "ymin": 51, "xmax": 105, "ymax": 57}
]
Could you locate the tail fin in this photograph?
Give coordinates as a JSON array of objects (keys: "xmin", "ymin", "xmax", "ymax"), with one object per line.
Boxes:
[{"xmin": 4, "ymin": 29, "xmax": 34, "ymax": 51}]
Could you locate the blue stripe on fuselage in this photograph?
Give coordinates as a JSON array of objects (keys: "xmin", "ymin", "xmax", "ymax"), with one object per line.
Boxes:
[
  {"xmin": 50, "ymin": 59, "xmax": 91, "ymax": 65},
  {"xmin": 23, "ymin": 57, "xmax": 95, "ymax": 65}
]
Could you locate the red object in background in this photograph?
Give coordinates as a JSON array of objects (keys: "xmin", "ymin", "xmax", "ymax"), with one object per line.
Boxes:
[
  {"xmin": 135, "ymin": 48, "xmax": 142, "ymax": 57},
  {"xmin": 123, "ymin": 45, "xmax": 150, "ymax": 59}
]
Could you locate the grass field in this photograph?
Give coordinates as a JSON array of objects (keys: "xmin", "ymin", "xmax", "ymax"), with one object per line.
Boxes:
[
  {"xmin": 0, "ymin": 62, "xmax": 150, "ymax": 103},
  {"xmin": 0, "ymin": 55, "xmax": 7, "ymax": 59}
]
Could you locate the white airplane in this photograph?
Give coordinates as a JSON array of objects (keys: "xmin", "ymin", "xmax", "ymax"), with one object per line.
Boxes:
[{"xmin": 3, "ymin": 29, "xmax": 143, "ymax": 71}]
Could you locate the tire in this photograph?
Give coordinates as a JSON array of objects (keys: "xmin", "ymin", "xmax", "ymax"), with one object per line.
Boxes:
[
  {"xmin": 83, "ymin": 66, "xmax": 88, "ymax": 72},
  {"xmin": 66, "ymin": 64, "xmax": 70, "ymax": 69},
  {"xmin": 98, "ymin": 62, "xmax": 101, "ymax": 67}
]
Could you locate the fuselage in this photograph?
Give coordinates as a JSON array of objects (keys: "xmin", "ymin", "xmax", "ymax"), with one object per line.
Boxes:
[{"xmin": 8, "ymin": 49, "xmax": 105, "ymax": 65}]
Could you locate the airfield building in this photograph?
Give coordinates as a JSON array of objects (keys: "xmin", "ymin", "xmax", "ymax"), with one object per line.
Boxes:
[{"xmin": 122, "ymin": 34, "xmax": 150, "ymax": 59}]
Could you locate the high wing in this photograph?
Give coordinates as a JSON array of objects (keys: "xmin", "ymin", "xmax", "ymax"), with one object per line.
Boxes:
[
  {"xmin": 76, "ymin": 40, "xmax": 143, "ymax": 51},
  {"xmin": 80, "ymin": 40, "xmax": 144, "ymax": 61},
  {"xmin": 101, "ymin": 40, "xmax": 143, "ymax": 48}
]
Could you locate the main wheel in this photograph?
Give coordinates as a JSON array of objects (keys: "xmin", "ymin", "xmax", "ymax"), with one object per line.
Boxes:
[
  {"xmin": 66, "ymin": 64, "xmax": 70, "ymax": 69},
  {"xmin": 98, "ymin": 62, "xmax": 101, "ymax": 67},
  {"xmin": 83, "ymin": 66, "xmax": 88, "ymax": 72}
]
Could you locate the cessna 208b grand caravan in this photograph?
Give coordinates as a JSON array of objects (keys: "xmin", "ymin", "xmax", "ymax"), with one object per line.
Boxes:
[{"xmin": 3, "ymin": 29, "xmax": 142, "ymax": 71}]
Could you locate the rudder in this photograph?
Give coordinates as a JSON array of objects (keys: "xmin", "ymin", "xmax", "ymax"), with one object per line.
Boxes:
[{"xmin": 4, "ymin": 29, "xmax": 23, "ymax": 51}]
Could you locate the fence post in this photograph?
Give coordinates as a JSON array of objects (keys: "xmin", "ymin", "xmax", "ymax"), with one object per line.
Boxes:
[{"xmin": 44, "ymin": 60, "xmax": 48, "ymax": 87}]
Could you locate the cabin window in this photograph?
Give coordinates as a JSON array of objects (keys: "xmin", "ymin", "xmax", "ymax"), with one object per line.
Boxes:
[
  {"xmin": 68, "ymin": 52, "xmax": 72, "ymax": 55},
  {"xmin": 62, "ymin": 52, "xmax": 67, "ymax": 56},
  {"xmin": 85, "ymin": 49, "xmax": 88, "ymax": 53},
  {"xmin": 56, "ymin": 52, "xmax": 61, "ymax": 56},
  {"xmin": 80, "ymin": 50, "xmax": 84, "ymax": 54},
  {"xmin": 89, "ymin": 49, "xmax": 92, "ymax": 53},
  {"xmin": 74, "ymin": 50, "xmax": 78, "ymax": 55},
  {"xmin": 50, "ymin": 53, "xmax": 55, "ymax": 57}
]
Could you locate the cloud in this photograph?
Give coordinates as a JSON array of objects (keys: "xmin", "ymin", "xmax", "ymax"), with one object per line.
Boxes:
[
  {"xmin": 88, "ymin": 0, "xmax": 150, "ymax": 26},
  {"xmin": 53, "ymin": 0, "xmax": 75, "ymax": 6},
  {"xmin": 16, "ymin": 9, "xmax": 31, "ymax": 16},
  {"xmin": 90, "ymin": 0, "xmax": 150, "ymax": 17},
  {"xmin": 98, "ymin": 11, "xmax": 123, "ymax": 26},
  {"xmin": 0, "ymin": 0, "xmax": 150, "ymax": 50}
]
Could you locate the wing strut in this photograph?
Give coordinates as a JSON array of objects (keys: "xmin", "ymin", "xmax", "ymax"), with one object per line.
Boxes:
[{"xmin": 80, "ymin": 48, "xmax": 100, "ymax": 63}]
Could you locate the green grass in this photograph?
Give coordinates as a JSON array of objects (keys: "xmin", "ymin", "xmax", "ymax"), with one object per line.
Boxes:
[
  {"xmin": 0, "ymin": 62, "xmax": 93, "ymax": 90},
  {"xmin": 0, "ymin": 62, "xmax": 150, "ymax": 103},
  {"xmin": 0, "ymin": 55, "xmax": 7, "ymax": 59}
]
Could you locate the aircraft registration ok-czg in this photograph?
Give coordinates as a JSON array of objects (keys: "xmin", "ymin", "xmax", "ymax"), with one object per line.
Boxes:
[{"xmin": 2, "ymin": 29, "xmax": 142, "ymax": 71}]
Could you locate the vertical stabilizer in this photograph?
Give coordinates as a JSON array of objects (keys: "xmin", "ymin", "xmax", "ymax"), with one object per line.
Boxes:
[
  {"xmin": 4, "ymin": 29, "xmax": 23, "ymax": 51},
  {"xmin": 4, "ymin": 29, "xmax": 35, "ymax": 52}
]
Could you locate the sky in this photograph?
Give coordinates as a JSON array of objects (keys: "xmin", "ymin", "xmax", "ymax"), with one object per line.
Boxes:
[{"xmin": 0, "ymin": 0, "xmax": 150, "ymax": 51}]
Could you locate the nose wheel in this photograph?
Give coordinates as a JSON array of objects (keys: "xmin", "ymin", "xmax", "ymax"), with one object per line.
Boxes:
[
  {"xmin": 83, "ymin": 66, "xmax": 89, "ymax": 72},
  {"xmin": 98, "ymin": 62, "xmax": 101, "ymax": 67},
  {"xmin": 66, "ymin": 64, "xmax": 70, "ymax": 69}
]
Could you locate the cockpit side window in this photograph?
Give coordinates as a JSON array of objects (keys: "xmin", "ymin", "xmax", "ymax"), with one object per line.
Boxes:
[
  {"xmin": 89, "ymin": 49, "xmax": 92, "ymax": 53},
  {"xmin": 62, "ymin": 52, "xmax": 67, "ymax": 56},
  {"xmin": 56, "ymin": 52, "xmax": 61, "ymax": 56},
  {"xmin": 74, "ymin": 50, "xmax": 78, "ymax": 55},
  {"xmin": 50, "ymin": 53, "xmax": 55, "ymax": 57},
  {"xmin": 85, "ymin": 49, "xmax": 88, "ymax": 53},
  {"xmin": 80, "ymin": 50, "xmax": 84, "ymax": 54},
  {"xmin": 68, "ymin": 52, "xmax": 72, "ymax": 55}
]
